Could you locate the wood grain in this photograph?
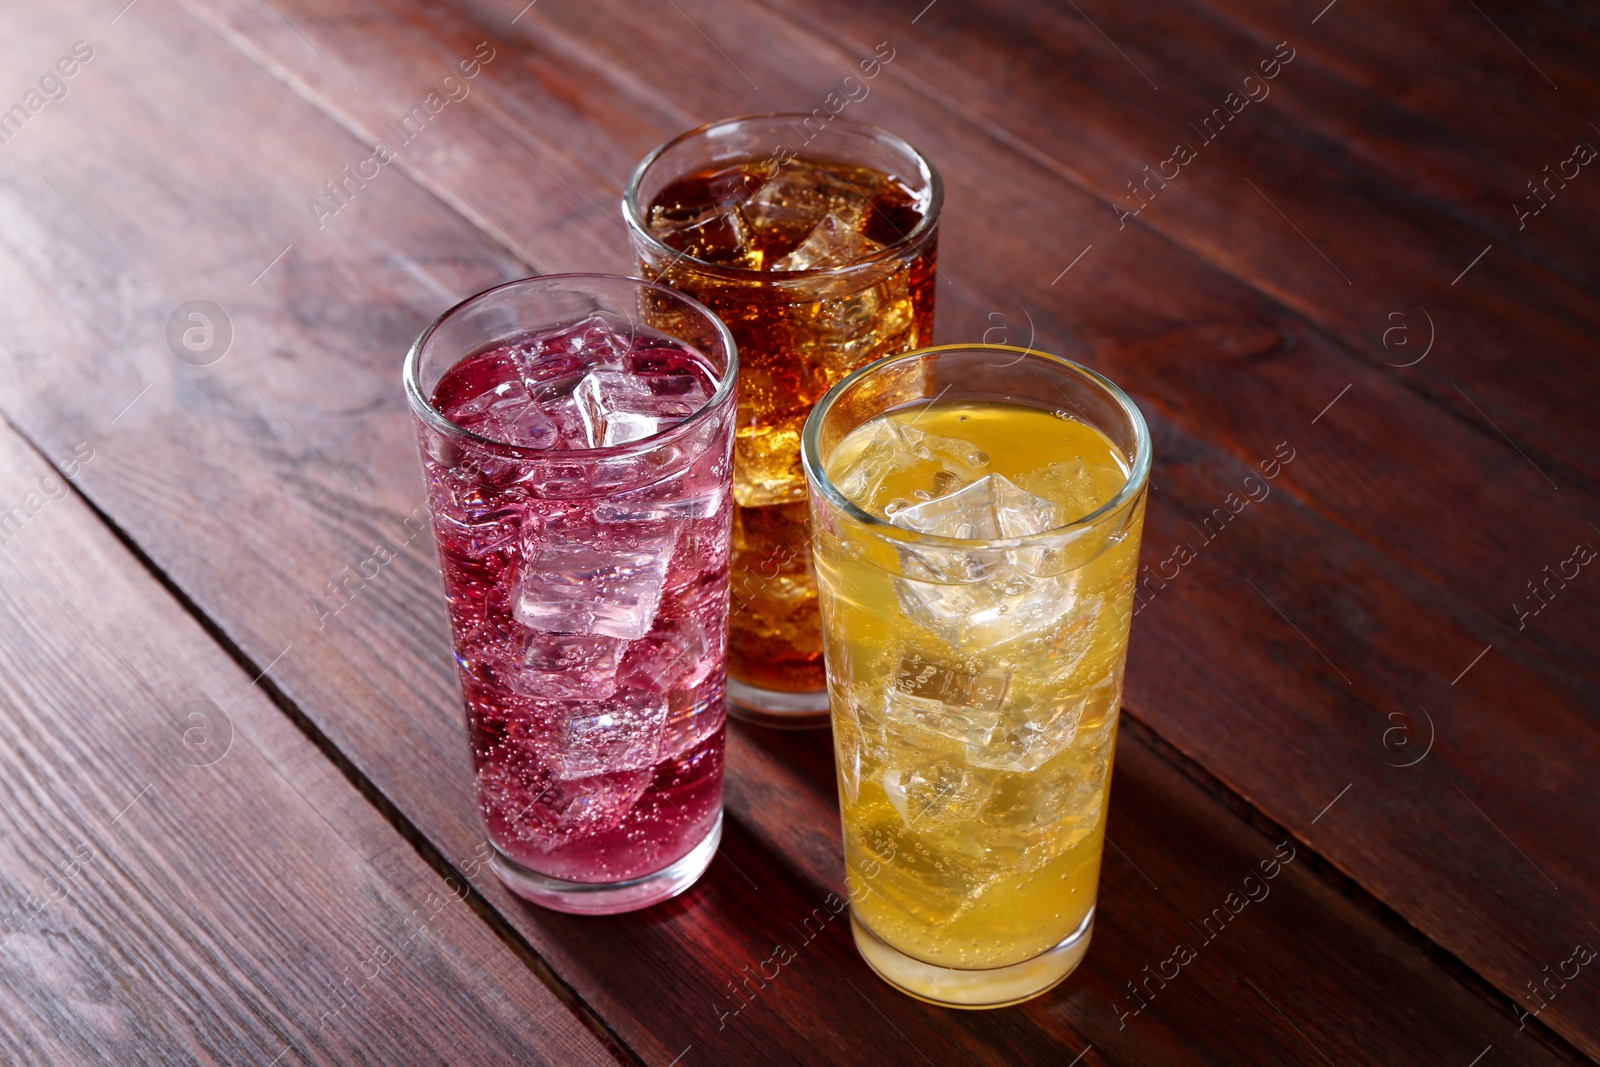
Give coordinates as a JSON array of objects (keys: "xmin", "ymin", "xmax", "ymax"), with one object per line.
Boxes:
[
  {"xmin": 0, "ymin": 0, "xmax": 1594, "ymax": 1062},
  {"xmin": 0, "ymin": 423, "xmax": 614, "ymax": 1064}
]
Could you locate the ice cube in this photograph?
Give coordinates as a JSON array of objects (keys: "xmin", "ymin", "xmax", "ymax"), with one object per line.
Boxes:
[
  {"xmin": 888, "ymin": 475, "xmax": 1078, "ymax": 646},
  {"xmin": 1014, "ymin": 458, "xmax": 1105, "ymax": 524},
  {"xmin": 593, "ymin": 473, "xmax": 725, "ymax": 523},
  {"xmin": 637, "ymin": 367, "xmax": 712, "ymax": 408},
  {"xmin": 741, "ymin": 179, "xmax": 818, "ymax": 236},
  {"xmin": 890, "ymin": 474, "xmax": 1057, "ymax": 540},
  {"xmin": 617, "ymin": 620, "xmax": 712, "ymax": 694},
  {"xmin": 884, "ymin": 758, "xmax": 994, "ymax": 829},
  {"xmin": 649, "ymin": 204, "xmax": 760, "ymax": 268},
  {"xmin": 665, "ymin": 525, "xmax": 732, "ymax": 601},
  {"xmin": 893, "ymin": 578, "xmax": 985, "ymax": 646},
  {"xmin": 982, "ymin": 769, "xmax": 1106, "ymax": 866},
  {"xmin": 451, "ymin": 379, "xmax": 515, "ymax": 420},
  {"xmin": 893, "ymin": 423, "xmax": 989, "ymax": 481},
  {"xmin": 426, "ymin": 470, "xmax": 523, "ymax": 557},
  {"xmin": 507, "ymin": 632, "xmax": 624, "ymax": 702},
  {"xmin": 885, "ymin": 650, "xmax": 1009, "ymax": 750},
  {"xmin": 971, "ymin": 665, "xmax": 1122, "ymax": 776},
  {"xmin": 452, "ymin": 377, "xmax": 560, "ymax": 449},
  {"xmin": 574, "ymin": 369, "xmax": 705, "ymax": 448},
  {"xmin": 1043, "ymin": 595, "xmax": 1104, "ymax": 683},
  {"xmin": 732, "ymin": 422, "xmax": 805, "ymax": 508},
  {"xmin": 552, "ymin": 690, "xmax": 668, "ymax": 779},
  {"xmin": 520, "ymin": 313, "xmax": 635, "ymax": 370},
  {"xmin": 514, "ymin": 530, "xmax": 676, "ymax": 640},
  {"xmin": 968, "ymin": 695, "xmax": 1083, "ymax": 773},
  {"xmin": 540, "ymin": 771, "xmax": 651, "ymax": 846},
  {"xmin": 832, "ymin": 421, "xmax": 990, "ymax": 517},
  {"xmin": 891, "ymin": 477, "xmax": 1008, "ymax": 587},
  {"xmin": 575, "ymin": 371, "xmax": 656, "ymax": 447},
  {"xmin": 894, "ymin": 652, "xmax": 1009, "ymax": 709},
  {"xmin": 894, "ymin": 568, "xmax": 1076, "ymax": 650},
  {"xmin": 993, "ymin": 476, "xmax": 1062, "ymax": 537},
  {"xmin": 992, "ymin": 475, "xmax": 1065, "ymax": 575},
  {"xmin": 743, "ymin": 170, "xmax": 854, "ymax": 227},
  {"xmin": 808, "ymin": 282, "xmax": 911, "ymax": 376},
  {"xmin": 478, "ymin": 764, "xmax": 650, "ymax": 853},
  {"xmin": 533, "ymin": 393, "xmax": 587, "ymax": 448},
  {"xmin": 476, "ymin": 764, "xmax": 552, "ymax": 839},
  {"xmin": 661, "ymin": 687, "xmax": 724, "ymax": 760},
  {"xmin": 772, "ymin": 213, "xmax": 883, "ymax": 271},
  {"xmin": 891, "ymin": 478, "xmax": 1002, "ymax": 541},
  {"xmin": 1007, "ymin": 712, "xmax": 1117, "ymax": 863},
  {"xmin": 743, "ymin": 169, "xmax": 870, "ymax": 242}
]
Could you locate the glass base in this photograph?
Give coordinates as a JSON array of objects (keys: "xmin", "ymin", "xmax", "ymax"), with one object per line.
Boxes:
[
  {"xmin": 490, "ymin": 813, "xmax": 722, "ymax": 915},
  {"xmin": 850, "ymin": 907, "xmax": 1094, "ymax": 1009},
  {"xmin": 725, "ymin": 677, "xmax": 831, "ymax": 729}
]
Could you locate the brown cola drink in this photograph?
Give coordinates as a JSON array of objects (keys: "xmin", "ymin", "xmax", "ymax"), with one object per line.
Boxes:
[{"xmin": 625, "ymin": 116, "xmax": 940, "ymax": 725}]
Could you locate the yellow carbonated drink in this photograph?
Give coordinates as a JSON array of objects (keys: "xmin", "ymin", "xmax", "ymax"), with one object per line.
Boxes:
[{"xmin": 803, "ymin": 345, "xmax": 1149, "ymax": 1007}]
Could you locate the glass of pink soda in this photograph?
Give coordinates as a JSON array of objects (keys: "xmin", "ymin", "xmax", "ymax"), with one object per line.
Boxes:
[{"xmin": 404, "ymin": 274, "xmax": 736, "ymax": 913}]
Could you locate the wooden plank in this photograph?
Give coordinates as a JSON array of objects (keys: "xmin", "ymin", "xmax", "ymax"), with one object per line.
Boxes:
[
  {"xmin": 0, "ymin": 0, "xmax": 1590, "ymax": 1062},
  {"xmin": 0, "ymin": 425, "xmax": 614, "ymax": 1064}
]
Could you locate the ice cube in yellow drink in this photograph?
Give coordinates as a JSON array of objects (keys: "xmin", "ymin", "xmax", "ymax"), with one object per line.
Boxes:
[{"xmin": 814, "ymin": 401, "xmax": 1143, "ymax": 1003}]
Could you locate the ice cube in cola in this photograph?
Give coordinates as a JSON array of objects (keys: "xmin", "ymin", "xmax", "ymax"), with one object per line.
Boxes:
[{"xmin": 418, "ymin": 311, "xmax": 731, "ymax": 889}]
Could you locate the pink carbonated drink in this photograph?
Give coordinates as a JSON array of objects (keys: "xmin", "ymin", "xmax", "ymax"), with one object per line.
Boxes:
[{"xmin": 405, "ymin": 276, "xmax": 736, "ymax": 913}]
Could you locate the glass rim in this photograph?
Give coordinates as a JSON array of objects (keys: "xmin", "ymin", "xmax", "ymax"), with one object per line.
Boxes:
[
  {"xmin": 800, "ymin": 343, "xmax": 1153, "ymax": 548},
  {"xmin": 402, "ymin": 272, "xmax": 739, "ymax": 461},
  {"xmin": 621, "ymin": 112, "xmax": 944, "ymax": 283}
]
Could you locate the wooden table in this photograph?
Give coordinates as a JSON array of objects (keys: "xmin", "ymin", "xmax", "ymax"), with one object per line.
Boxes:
[{"xmin": 0, "ymin": 0, "xmax": 1595, "ymax": 1062}]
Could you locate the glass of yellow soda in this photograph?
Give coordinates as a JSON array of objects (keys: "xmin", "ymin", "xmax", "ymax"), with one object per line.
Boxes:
[{"xmin": 801, "ymin": 343, "xmax": 1150, "ymax": 1007}]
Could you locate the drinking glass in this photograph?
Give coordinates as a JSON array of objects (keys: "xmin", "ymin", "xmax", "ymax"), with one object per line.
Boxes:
[
  {"xmin": 802, "ymin": 343, "xmax": 1150, "ymax": 1005},
  {"xmin": 404, "ymin": 275, "xmax": 737, "ymax": 913},
  {"xmin": 624, "ymin": 114, "xmax": 941, "ymax": 726}
]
